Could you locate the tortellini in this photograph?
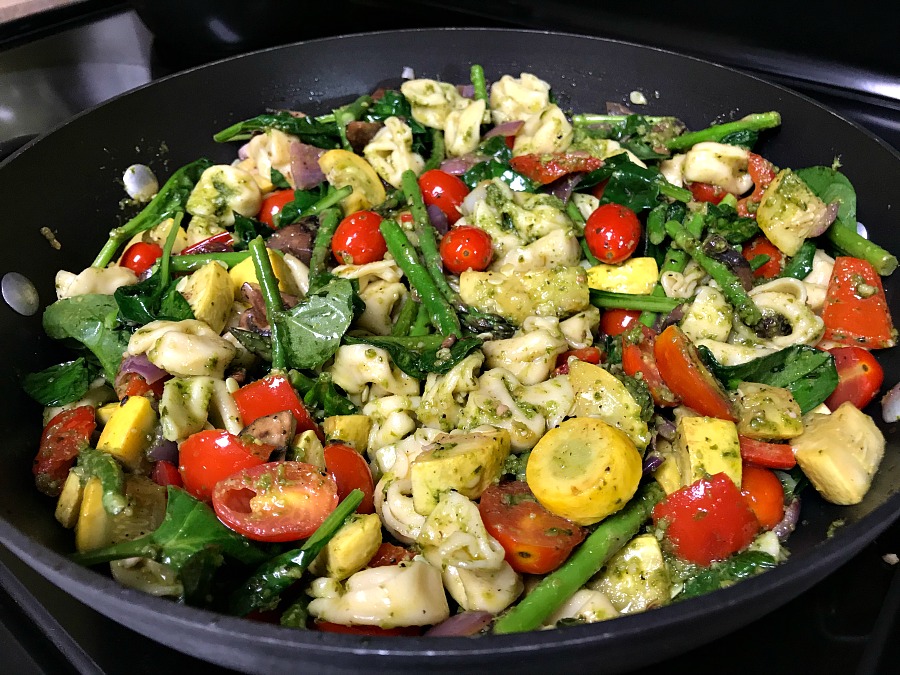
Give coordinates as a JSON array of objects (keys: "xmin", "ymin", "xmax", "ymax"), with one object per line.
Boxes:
[
  {"xmin": 730, "ymin": 278, "xmax": 824, "ymax": 349},
  {"xmin": 128, "ymin": 319, "xmax": 236, "ymax": 378},
  {"xmin": 334, "ymin": 258, "xmax": 407, "ymax": 335},
  {"xmin": 491, "ymin": 228, "xmax": 581, "ymax": 274},
  {"xmin": 362, "ymin": 394, "xmax": 420, "ymax": 452},
  {"xmin": 559, "ymin": 307, "xmax": 601, "ymax": 349},
  {"xmin": 489, "ymin": 72, "xmax": 552, "ymax": 125},
  {"xmin": 375, "ymin": 477, "xmax": 426, "ymax": 544},
  {"xmin": 661, "ymin": 259, "xmax": 706, "ymax": 299},
  {"xmin": 362, "ymin": 116, "xmax": 425, "ymax": 189},
  {"xmin": 543, "ymin": 589, "xmax": 619, "ymax": 627},
  {"xmin": 329, "ymin": 344, "xmax": 419, "ymax": 402},
  {"xmin": 160, "ymin": 376, "xmax": 242, "ymax": 441},
  {"xmin": 481, "ymin": 316, "xmax": 569, "ymax": 385},
  {"xmin": 242, "ymin": 128, "xmax": 296, "ymax": 190},
  {"xmin": 418, "ymin": 352, "xmax": 484, "ymax": 431},
  {"xmin": 802, "ymin": 249, "xmax": 835, "ymax": 313},
  {"xmin": 186, "ymin": 164, "xmax": 262, "ymax": 228},
  {"xmin": 512, "ymin": 105, "xmax": 574, "ymax": 157},
  {"xmin": 694, "ymin": 339, "xmax": 775, "ymax": 366},
  {"xmin": 679, "ymin": 142, "xmax": 753, "ymax": 195},
  {"xmin": 307, "ymin": 560, "xmax": 449, "ymax": 627},
  {"xmin": 444, "ymin": 99, "xmax": 486, "ymax": 157},
  {"xmin": 680, "ymin": 286, "xmax": 733, "ymax": 343},
  {"xmin": 400, "ymin": 79, "xmax": 468, "ymax": 129},
  {"xmin": 55, "ymin": 266, "xmax": 137, "ymax": 300}
]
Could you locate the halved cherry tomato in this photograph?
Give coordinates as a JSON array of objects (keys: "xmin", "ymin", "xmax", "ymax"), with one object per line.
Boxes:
[
  {"xmin": 114, "ymin": 371, "xmax": 166, "ymax": 400},
  {"xmin": 479, "ymin": 481, "xmax": 586, "ymax": 574},
  {"xmin": 654, "ymin": 324, "xmax": 735, "ymax": 420},
  {"xmin": 178, "ymin": 429, "xmax": 266, "ymax": 501},
  {"xmin": 33, "ymin": 405, "xmax": 96, "ymax": 496},
  {"xmin": 439, "ymin": 225, "xmax": 493, "ymax": 275},
  {"xmin": 323, "ymin": 443, "xmax": 375, "ymax": 514},
  {"xmin": 315, "ymin": 622, "xmax": 423, "ymax": 636},
  {"xmin": 508, "ymin": 152, "xmax": 604, "ymax": 185},
  {"xmin": 120, "ymin": 242, "xmax": 163, "ymax": 275},
  {"xmin": 600, "ymin": 308, "xmax": 641, "ymax": 337},
  {"xmin": 737, "ymin": 153, "xmax": 777, "ymax": 217},
  {"xmin": 151, "ymin": 460, "xmax": 183, "ymax": 488},
  {"xmin": 418, "ymin": 169, "xmax": 469, "ymax": 224},
  {"xmin": 591, "ymin": 179, "xmax": 609, "ymax": 201},
  {"xmin": 740, "ymin": 463, "xmax": 785, "ymax": 531},
  {"xmin": 258, "ymin": 189, "xmax": 295, "ymax": 229},
  {"xmin": 367, "ymin": 542, "xmax": 415, "ymax": 567},
  {"xmin": 622, "ymin": 326, "xmax": 680, "ymax": 407},
  {"xmin": 212, "ymin": 461, "xmax": 338, "ymax": 542},
  {"xmin": 232, "ymin": 373, "xmax": 321, "ymax": 439},
  {"xmin": 825, "ymin": 346, "xmax": 884, "ymax": 410},
  {"xmin": 738, "ymin": 436, "xmax": 796, "ymax": 470},
  {"xmin": 180, "ymin": 231, "xmax": 234, "ymax": 255},
  {"xmin": 742, "ymin": 236, "xmax": 784, "ymax": 279},
  {"xmin": 822, "ymin": 257, "xmax": 896, "ymax": 349},
  {"xmin": 688, "ymin": 182, "xmax": 727, "ymax": 205},
  {"xmin": 652, "ymin": 472, "xmax": 760, "ymax": 566},
  {"xmin": 554, "ymin": 346, "xmax": 604, "ymax": 374},
  {"xmin": 584, "ymin": 203, "xmax": 641, "ymax": 264},
  {"xmin": 332, "ymin": 210, "xmax": 387, "ymax": 265}
]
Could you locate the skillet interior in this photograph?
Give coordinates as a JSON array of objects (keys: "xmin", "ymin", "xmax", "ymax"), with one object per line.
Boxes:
[{"xmin": 0, "ymin": 28, "xmax": 898, "ymax": 674}]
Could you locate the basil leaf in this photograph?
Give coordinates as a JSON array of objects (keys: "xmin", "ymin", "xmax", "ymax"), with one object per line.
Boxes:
[
  {"xmin": 276, "ymin": 278, "xmax": 355, "ymax": 370},
  {"xmin": 22, "ymin": 357, "xmax": 97, "ymax": 406}
]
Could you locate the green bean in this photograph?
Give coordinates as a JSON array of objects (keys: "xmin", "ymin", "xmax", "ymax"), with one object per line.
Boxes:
[
  {"xmin": 590, "ymin": 289, "xmax": 685, "ymax": 313},
  {"xmin": 391, "ymin": 296, "xmax": 419, "ymax": 337},
  {"xmin": 307, "ymin": 207, "xmax": 341, "ymax": 291},
  {"xmin": 781, "ymin": 241, "xmax": 817, "ymax": 279},
  {"xmin": 409, "ymin": 302, "xmax": 431, "ymax": 337},
  {"xmin": 470, "ymin": 64, "xmax": 491, "ymax": 123},
  {"xmin": 647, "ymin": 203, "xmax": 668, "ymax": 246},
  {"xmin": 249, "ymin": 237, "xmax": 286, "ymax": 370},
  {"xmin": 423, "ymin": 129, "xmax": 446, "ymax": 172}
]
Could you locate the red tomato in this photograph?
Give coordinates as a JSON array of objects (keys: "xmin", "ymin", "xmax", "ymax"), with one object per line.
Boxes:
[
  {"xmin": 737, "ymin": 153, "xmax": 777, "ymax": 217},
  {"xmin": 120, "ymin": 242, "xmax": 163, "ymax": 275},
  {"xmin": 323, "ymin": 443, "xmax": 375, "ymax": 514},
  {"xmin": 33, "ymin": 405, "xmax": 96, "ymax": 496},
  {"xmin": 151, "ymin": 460, "xmax": 183, "ymax": 488},
  {"xmin": 655, "ymin": 325, "xmax": 735, "ymax": 420},
  {"xmin": 742, "ymin": 236, "xmax": 784, "ymax": 279},
  {"xmin": 258, "ymin": 189, "xmax": 295, "ymax": 228},
  {"xmin": 622, "ymin": 326, "xmax": 680, "ymax": 407},
  {"xmin": 479, "ymin": 481, "xmax": 586, "ymax": 574},
  {"xmin": 600, "ymin": 308, "xmax": 642, "ymax": 337},
  {"xmin": 212, "ymin": 461, "xmax": 338, "ymax": 542},
  {"xmin": 554, "ymin": 346, "xmax": 604, "ymax": 374},
  {"xmin": 822, "ymin": 257, "xmax": 896, "ymax": 349},
  {"xmin": 315, "ymin": 622, "xmax": 423, "ymax": 636},
  {"xmin": 180, "ymin": 231, "xmax": 234, "ymax": 255},
  {"xmin": 232, "ymin": 374, "xmax": 321, "ymax": 439},
  {"xmin": 738, "ymin": 436, "xmax": 796, "ymax": 470},
  {"xmin": 591, "ymin": 179, "xmax": 609, "ymax": 201},
  {"xmin": 652, "ymin": 473, "xmax": 760, "ymax": 566},
  {"xmin": 418, "ymin": 169, "xmax": 469, "ymax": 224},
  {"xmin": 740, "ymin": 463, "xmax": 785, "ymax": 531},
  {"xmin": 825, "ymin": 346, "xmax": 884, "ymax": 410},
  {"xmin": 439, "ymin": 226, "xmax": 493, "ymax": 275},
  {"xmin": 114, "ymin": 371, "xmax": 166, "ymax": 400},
  {"xmin": 688, "ymin": 182, "xmax": 727, "ymax": 205},
  {"xmin": 367, "ymin": 542, "xmax": 415, "ymax": 567},
  {"xmin": 584, "ymin": 203, "xmax": 641, "ymax": 264},
  {"xmin": 332, "ymin": 210, "xmax": 387, "ymax": 265},
  {"xmin": 508, "ymin": 152, "xmax": 604, "ymax": 185},
  {"xmin": 178, "ymin": 430, "xmax": 266, "ymax": 501}
]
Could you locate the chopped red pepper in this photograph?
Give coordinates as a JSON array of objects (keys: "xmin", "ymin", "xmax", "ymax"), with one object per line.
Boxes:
[
  {"xmin": 509, "ymin": 152, "xmax": 604, "ymax": 185},
  {"xmin": 232, "ymin": 373, "xmax": 322, "ymax": 440},
  {"xmin": 738, "ymin": 435, "xmax": 796, "ymax": 470},
  {"xmin": 822, "ymin": 257, "xmax": 896, "ymax": 349},
  {"xmin": 33, "ymin": 406, "xmax": 96, "ymax": 496}
]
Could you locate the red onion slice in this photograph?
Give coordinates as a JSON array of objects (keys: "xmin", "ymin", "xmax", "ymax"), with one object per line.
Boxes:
[
  {"xmin": 642, "ymin": 454, "xmax": 665, "ymax": 477},
  {"xmin": 118, "ymin": 354, "xmax": 168, "ymax": 385},
  {"xmin": 425, "ymin": 611, "xmax": 493, "ymax": 637},
  {"xmin": 440, "ymin": 156, "xmax": 479, "ymax": 176},
  {"xmin": 772, "ymin": 497, "xmax": 801, "ymax": 542},
  {"xmin": 484, "ymin": 120, "xmax": 524, "ymax": 139},
  {"xmin": 457, "ymin": 84, "xmax": 475, "ymax": 99},
  {"xmin": 882, "ymin": 381, "xmax": 900, "ymax": 422},
  {"xmin": 290, "ymin": 141, "xmax": 326, "ymax": 190},
  {"xmin": 808, "ymin": 201, "xmax": 840, "ymax": 237},
  {"xmin": 238, "ymin": 142, "xmax": 252, "ymax": 160},
  {"xmin": 148, "ymin": 429, "xmax": 178, "ymax": 464},
  {"xmin": 547, "ymin": 173, "xmax": 584, "ymax": 203},
  {"xmin": 426, "ymin": 204, "xmax": 450, "ymax": 235}
]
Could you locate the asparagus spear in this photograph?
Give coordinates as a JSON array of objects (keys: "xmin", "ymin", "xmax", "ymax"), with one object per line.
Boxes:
[
  {"xmin": 590, "ymin": 290, "xmax": 685, "ymax": 313},
  {"xmin": 825, "ymin": 220, "xmax": 898, "ymax": 275},
  {"xmin": 249, "ymin": 236, "xmax": 287, "ymax": 370},
  {"xmin": 665, "ymin": 112, "xmax": 782, "ymax": 152}
]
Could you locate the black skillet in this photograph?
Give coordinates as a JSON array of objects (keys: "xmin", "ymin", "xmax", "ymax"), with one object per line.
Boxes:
[{"xmin": 1, "ymin": 29, "xmax": 899, "ymax": 675}]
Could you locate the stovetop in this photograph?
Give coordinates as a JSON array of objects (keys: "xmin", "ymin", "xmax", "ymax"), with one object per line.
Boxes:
[{"xmin": 1, "ymin": 3, "xmax": 899, "ymax": 673}]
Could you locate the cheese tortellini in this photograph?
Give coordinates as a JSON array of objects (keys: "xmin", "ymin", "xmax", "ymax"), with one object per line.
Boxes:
[
  {"xmin": 489, "ymin": 72, "xmax": 552, "ymax": 125},
  {"xmin": 444, "ymin": 99, "xmax": 486, "ymax": 157},
  {"xmin": 418, "ymin": 352, "xmax": 484, "ymax": 431},
  {"xmin": 481, "ymin": 316, "xmax": 569, "ymax": 385},
  {"xmin": 400, "ymin": 78, "xmax": 468, "ymax": 129},
  {"xmin": 512, "ymin": 104, "xmax": 574, "ymax": 157},
  {"xmin": 329, "ymin": 344, "xmax": 419, "ymax": 402},
  {"xmin": 362, "ymin": 116, "xmax": 425, "ymax": 188},
  {"xmin": 128, "ymin": 319, "xmax": 236, "ymax": 379},
  {"xmin": 186, "ymin": 164, "xmax": 262, "ymax": 228},
  {"xmin": 55, "ymin": 266, "xmax": 137, "ymax": 300}
]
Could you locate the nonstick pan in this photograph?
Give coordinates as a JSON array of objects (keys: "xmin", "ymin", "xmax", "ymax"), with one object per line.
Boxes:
[{"xmin": 1, "ymin": 28, "xmax": 899, "ymax": 675}]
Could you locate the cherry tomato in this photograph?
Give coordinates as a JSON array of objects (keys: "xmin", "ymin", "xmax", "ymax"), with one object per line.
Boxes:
[
  {"xmin": 33, "ymin": 405, "xmax": 96, "ymax": 496},
  {"xmin": 212, "ymin": 461, "xmax": 338, "ymax": 542},
  {"xmin": 120, "ymin": 242, "xmax": 163, "ymax": 275},
  {"xmin": 584, "ymin": 203, "xmax": 641, "ymax": 264},
  {"xmin": 738, "ymin": 436, "xmax": 796, "ymax": 470},
  {"xmin": 554, "ymin": 346, "xmax": 604, "ymax": 374},
  {"xmin": 825, "ymin": 346, "xmax": 884, "ymax": 410},
  {"xmin": 654, "ymin": 325, "xmax": 735, "ymax": 420},
  {"xmin": 232, "ymin": 373, "xmax": 321, "ymax": 440},
  {"xmin": 439, "ymin": 226, "xmax": 493, "ymax": 275},
  {"xmin": 151, "ymin": 460, "xmax": 183, "ymax": 488},
  {"xmin": 180, "ymin": 231, "xmax": 234, "ymax": 255},
  {"xmin": 737, "ymin": 153, "xmax": 777, "ymax": 217},
  {"xmin": 591, "ymin": 179, "xmax": 609, "ymax": 201},
  {"xmin": 332, "ymin": 210, "xmax": 387, "ymax": 265},
  {"xmin": 600, "ymin": 308, "xmax": 641, "ymax": 337},
  {"xmin": 740, "ymin": 463, "xmax": 785, "ymax": 531},
  {"xmin": 688, "ymin": 182, "xmax": 727, "ymax": 205},
  {"xmin": 367, "ymin": 542, "xmax": 415, "ymax": 568},
  {"xmin": 178, "ymin": 430, "xmax": 266, "ymax": 502},
  {"xmin": 479, "ymin": 481, "xmax": 586, "ymax": 574},
  {"xmin": 742, "ymin": 236, "xmax": 784, "ymax": 279},
  {"xmin": 508, "ymin": 153, "xmax": 605, "ymax": 185},
  {"xmin": 114, "ymin": 371, "xmax": 166, "ymax": 400},
  {"xmin": 652, "ymin": 473, "xmax": 760, "ymax": 566},
  {"xmin": 315, "ymin": 622, "xmax": 423, "ymax": 636},
  {"xmin": 622, "ymin": 326, "xmax": 680, "ymax": 407},
  {"xmin": 258, "ymin": 189, "xmax": 295, "ymax": 228},
  {"xmin": 822, "ymin": 257, "xmax": 895, "ymax": 349},
  {"xmin": 418, "ymin": 169, "xmax": 469, "ymax": 224},
  {"xmin": 323, "ymin": 443, "xmax": 375, "ymax": 514}
]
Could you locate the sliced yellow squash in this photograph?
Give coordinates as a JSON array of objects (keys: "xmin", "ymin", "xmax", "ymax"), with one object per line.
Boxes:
[{"xmin": 318, "ymin": 149, "xmax": 386, "ymax": 215}]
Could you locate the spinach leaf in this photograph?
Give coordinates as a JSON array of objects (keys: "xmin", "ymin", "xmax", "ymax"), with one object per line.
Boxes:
[
  {"xmin": 213, "ymin": 111, "xmax": 341, "ymax": 147},
  {"xmin": 229, "ymin": 328, "xmax": 272, "ymax": 361},
  {"xmin": 290, "ymin": 371, "xmax": 358, "ymax": 418},
  {"xmin": 580, "ymin": 154, "xmax": 690, "ymax": 212},
  {"xmin": 269, "ymin": 168, "xmax": 292, "ymax": 190},
  {"xmin": 22, "ymin": 357, "xmax": 97, "ymax": 406},
  {"xmin": 476, "ymin": 135, "xmax": 514, "ymax": 162},
  {"xmin": 703, "ymin": 201, "xmax": 760, "ymax": 244},
  {"xmin": 74, "ymin": 446, "xmax": 127, "ymax": 515},
  {"xmin": 275, "ymin": 278, "xmax": 355, "ymax": 370},
  {"xmin": 795, "ymin": 166, "xmax": 857, "ymax": 228},
  {"xmin": 678, "ymin": 550, "xmax": 777, "ymax": 600},
  {"xmin": 462, "ymin": 159, "xmax": 537, "ymax": 192},
  {"xmin": 43, "ymin": 294, "xmax": 131, "ymax": 381},
  {"xmin": 718, "ymin": 129, "xmax": 759, "ymax": 149},
  {"xmin": 342, "ymin": 333, "xmax": 483, "ymax": 379},
  {"xmin": 233, "ymin": 214, "xmax": 272, "ymax": 251},
  {"xmin": 365, "ymin": 90, "xmax": 431, "ymax": 155},
  {"xmin": 275, "ymin": 184, "xmax": 327, "ymax": 228},
  {"xmin": 115, "ymin": 272, "xmax": 194, "ymax": 324},
  {"xmin": 699, "ymin": 344, "xmax": 838, "ymax": 413}
]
